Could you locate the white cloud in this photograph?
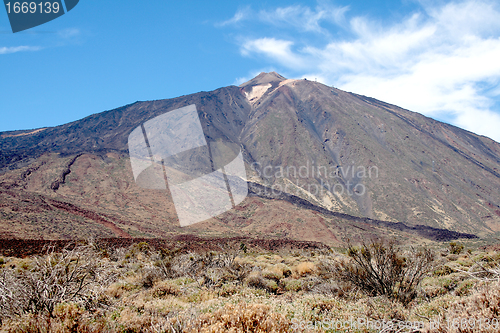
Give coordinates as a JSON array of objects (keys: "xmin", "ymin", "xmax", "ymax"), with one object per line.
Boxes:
[
  {"xmin": 234, "ymin": 0, "xmax": 500, "ymax": 142},
  {"xmin": 217, "ymin": 7, "xmax": 252, "ymax": 27},
  {"xmin": 258, "ymin": 3, "xmax": 349, "ymax": 34},
  {"xmin": 0, "ymin": 46, "xmax": 41, "ymax": 54},
  {"xmin": 241, "ymin": 38, "xmax": 306, "ymax": 69},
  {"xmin": 58, "ymin": 28, "xmax": 80, "ymax": 39},
  {"xmin": 217, "ymin": 3, "xmax": 348, "ymax": 34}
]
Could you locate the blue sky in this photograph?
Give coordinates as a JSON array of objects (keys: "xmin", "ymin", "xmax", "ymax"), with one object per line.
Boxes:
[{"xmin": 1, "ymin": 0, "xmax": 500, "ymax": 142}]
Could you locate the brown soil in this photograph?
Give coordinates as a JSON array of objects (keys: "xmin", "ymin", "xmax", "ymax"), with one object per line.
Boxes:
[{"xmin": 0, "ymin": 235, "xmax": 329, "ymax": 258}]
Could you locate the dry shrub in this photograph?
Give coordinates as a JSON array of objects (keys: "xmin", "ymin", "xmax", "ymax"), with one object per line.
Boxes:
[
  {"xmin": 454, "ymin": 256, "xmax": 500, "ymax": 282},
  {"xmin": 106, "ymin": 281, "xmax": 137, "ymax": 299},
  {"xmin": 115, "ymin": 307, "xmax": 167, "ymax": 333},
  {"xmin": 151, "ymin": 281, "xmax": 181, "ymax": 298},
  {"xmin": 421, "ymin": 273, "xmax": 467, "ymax": 299},
  {"xmin": 2, "ymin": 315, "xmax": 55, "ymax": 333},
  {"xmin": 139, "ymin": 265, "xmax": 163, "ymax": 289},
  {"xmin": 185, "ymin": 302, "xmax": 291, "ymax": 332},
  {"xmin": 244, "ymin": 271, "xmax": 262, "ymax": 284},
  {"xmin": 262, "ymin": 267, "xmax": 283, "ymax": 282},
  {"xmin": 202, "ymin": 267, "xmax": 238, "ymax": 288},
  {"xmin": 358, "ymin": 296, "xmax": 408, "ymax": 323},
  {"xmin": 152, "ymin": 247, "xmax": 182, "ymax": 279},
  {"xmin": 311, "ymin": 299, "xmax": 340, "ymax": 315},
  {"xmin": 245, "ymin": 271, "xmax": 278, "ymax": 293},
  {"xmin": 299, "ymin": 277, "xmax": 322, "ymax": 292},
  {"xmin": 185, "ymin": 289, "xmax": 216, "ymax": 303},
  {"xmin": 217, "ymin": 282, "xmax": 239, "ymax": 297},
  {"xmin": 275, "ymin": 263, "xmax": 292, "ymax": 278},
  {"xmin": 53, "ymin": 302, "xmax": 84, "ymax": 332},
  {"xmin": 295, "ymin": 262, "xmax": 316, "ymax": 277},
  {"xmin": 1, "ymin": 315, "xmax": 45, "ymax": 333},
  {"xmin": 312, "ymin": 281, "xmax": 355, "ymax": 298},
  {"xmin": 0, "ymin": 309, "xmax": 109, "ymax": 333},
  {"xmin": 437, "ymin": 282, "xmax": 500, "ymax": 333},
  {"xmin": 316, "ymin": 259, "xmax": 336, "ymax": 279},
  {"xmin": 454, "ymin": 279, "xmax": 475, "ymax": 297},
  {"xmin": 282, "ymin": 278, "xmax": 302, "ymax": 292},
  {"xmin": 0, "ymin": 244, "xmax": 116, "ymax": 319},
  {"xmin": 264, "ymin": 280, "xmax": 279, "ymax": 294},
  {"xmin": 421, "ymin": 283, "xmax": 448, "ymax": 299},
  {"xmin": 166, "ymin": 249, "xmax": 249, "ymax": 288},
  {"xmin": 433, "ymin": 265, "xmax": 454, "ymax": 277},
  {"xmin": 124, "ymin": 242, "xmax": 153, "ymax": 261},
  {"xmin": 261, "ymin": 263, "xmax": 292, "ymax": 282},
  {"xmin": 334, "ymin": 240, "xmax": 435, "ymax": 305}
]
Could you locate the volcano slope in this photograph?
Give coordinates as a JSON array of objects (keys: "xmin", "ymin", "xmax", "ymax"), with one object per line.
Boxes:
[{"xmin": 0, "ymin": 72, "xmax": 498, "ymax": 243}]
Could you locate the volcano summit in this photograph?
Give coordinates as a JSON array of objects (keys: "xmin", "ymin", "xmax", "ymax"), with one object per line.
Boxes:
[{"xmin": 0, "ymin": 72, "xmax": 498, "ymax": 243}]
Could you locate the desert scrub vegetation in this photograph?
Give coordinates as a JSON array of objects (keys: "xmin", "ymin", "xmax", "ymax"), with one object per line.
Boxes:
[
  {"xmin": 0, "ymin": 243, "xmax": 115, "ymax": 319},
  {"xmin": 0, "ymin": 238, "xmax": 499, "ymax": 332},
  {"xmin": 332, "ymin": 240, "xmax": 436, "ymax": 304}
]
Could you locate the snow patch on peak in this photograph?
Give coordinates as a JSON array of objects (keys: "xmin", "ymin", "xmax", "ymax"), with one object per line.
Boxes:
[
  {"xmin": 244, "ymin": 84, "xmax": 271, "ymax": 104},
  {"xmin": 278, "ymin": 79, "xmax": 298, "ymax": 87}
]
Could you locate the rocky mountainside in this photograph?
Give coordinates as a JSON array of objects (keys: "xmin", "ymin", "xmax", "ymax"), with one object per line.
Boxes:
[{"xmin": 0, "ymin": 72, "xmax": 499, "ymax": 242}]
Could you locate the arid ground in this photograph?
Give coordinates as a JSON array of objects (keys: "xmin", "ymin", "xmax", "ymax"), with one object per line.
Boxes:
[{"xmin": 0, "ymin": 237, "xmax": 499, "ymax": 332}]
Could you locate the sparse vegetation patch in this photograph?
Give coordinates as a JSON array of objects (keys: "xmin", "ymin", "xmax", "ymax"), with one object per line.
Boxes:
[{"xmin": 0, "ymin": 238, "xmax": 498, "ymax": 332}]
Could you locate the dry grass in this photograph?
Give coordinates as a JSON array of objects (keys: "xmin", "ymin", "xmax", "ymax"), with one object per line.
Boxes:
[
  {"xmin": 428, "ymin": 282, "xmax": 500, "ymax": 333},
  {"xmin": 295, "ymin": 262, "xmax": 316, "ymax": 277},
  {"xmin": 184, "ymin": 302, "xmax": 291, "ymax": 332},
  {"xmin": 0, "ymin": 240, "xmax": 499, "ymax": 332}
]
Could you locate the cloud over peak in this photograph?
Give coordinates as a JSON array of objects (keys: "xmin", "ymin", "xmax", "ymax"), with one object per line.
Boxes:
[{"xmin": 225, "ymin": 0, "xmax": 500, "ymax": 142}]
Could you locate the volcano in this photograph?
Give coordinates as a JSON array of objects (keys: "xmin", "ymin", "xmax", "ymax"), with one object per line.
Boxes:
[{"xmin": 1, "ymin": 72, "xmax": 497, "ymax": 243}]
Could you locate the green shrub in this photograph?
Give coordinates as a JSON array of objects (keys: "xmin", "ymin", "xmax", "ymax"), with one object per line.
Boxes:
[
  {"xmin": 449, "ymin": 242, "xmax": 464, "ymax": 255},
  {"xmin": 217, "ymin": 282, "xmax": 239, "ymax": 297},
  {"xmin": 455, "ymin": 279, "xmax": 475, "ymax": 296},
  {"xmin": 433, "ymin": 265, "xmax": 454, "ymax": 276},
  {"xmin": 282, "ymin": 279, "xmax": 302, "ymax": 292}
]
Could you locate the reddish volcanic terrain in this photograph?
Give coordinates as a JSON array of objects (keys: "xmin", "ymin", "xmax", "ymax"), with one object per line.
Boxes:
[{"xmin": 1, "ymin": 72, "xmax": 498, "ymax": 244}]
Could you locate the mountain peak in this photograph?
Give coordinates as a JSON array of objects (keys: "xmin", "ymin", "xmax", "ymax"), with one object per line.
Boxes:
[{"xmin": 239, "ymin": 72, "xmax": 287, "ymax": 88}]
